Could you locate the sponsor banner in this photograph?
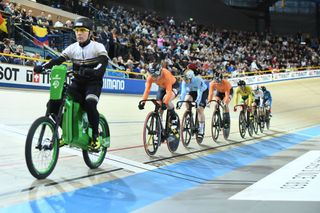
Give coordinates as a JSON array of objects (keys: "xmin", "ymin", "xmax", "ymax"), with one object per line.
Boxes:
[
  {"xmin": 229, "ymin": 151, "xmax": 320, "ymax": 201},
  {"xmin": 229, "ymin": 74, "xmax": 273, "ymax": 87},
  {"xmin": 0, "ymin": 63, "xmax": 319, "ymax": 94},
  {"xmin": 102, "ymin": 77, "xmax": 158, "ymax": 94},
  {"xmin": 0, "ymin": 63, "xmax": 158, "ymax": 94}
]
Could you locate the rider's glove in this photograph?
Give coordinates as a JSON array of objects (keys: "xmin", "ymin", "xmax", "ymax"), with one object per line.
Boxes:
[
  {"xmin": 233, "ymin": 107, "xmax": 237, "ymax": 112},
  {"xmin": 161, "ymin": 103, "xmax": 167, "ymax": 111},
  {"xmin": 34, "ymin": 65, "xmax": 44, "ymax": 73},
  {"xmin": 206, "ymin": 100, "xmax": 210, "ymax": 107},
  {"xmin": 138, "ymin": 102, "xmax": 145, "ymax": 110}
]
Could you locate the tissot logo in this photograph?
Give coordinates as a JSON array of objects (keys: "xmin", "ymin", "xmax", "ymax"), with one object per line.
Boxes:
[{"xmin": 0, "ymin": 66, "xmax": 19, "ymax": 81}]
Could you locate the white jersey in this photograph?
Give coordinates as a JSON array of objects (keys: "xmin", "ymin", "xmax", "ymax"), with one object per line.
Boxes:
[
  {"xmin": 253, "ymin": 89, "xmax": 264, "ymax": 107},
  {"xmin": 62, "ymin": 40, "xmax": 108, "ymax": 67}
]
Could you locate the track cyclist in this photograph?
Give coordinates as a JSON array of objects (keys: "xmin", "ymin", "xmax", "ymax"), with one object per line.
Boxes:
[
  {"xmin": 138, "ymin": 61, "xmax": 180, "ymax": 121},
  {"xmin": 34, "ymin": 17, "xmax": 108, "ymax": 150},
  {"xmin": 252, "ymin": 84, "xmax": 264, "ymax": 109},
  {"xmin": 207, "ymin": 72, "xmax": 233, "ymax": 128},
  {"xmin": 233, "ymin": 80, "xmax": 254, "ymax": 117},
  {"xmin": 261, "ymin": 86, "xmax": 273, "ymax": 117},
  {"xmin": 179, "ymin": 69, "xmax": 208, "ymax": 138}
]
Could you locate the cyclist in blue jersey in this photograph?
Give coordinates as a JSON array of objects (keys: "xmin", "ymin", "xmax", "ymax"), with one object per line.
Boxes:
[
  {"xmin": 261, "ymin": 86, "xmax": 272, "ymax": 116},
  {"xmin": 179, "ymin": 70, "xmax": 209, "ymax": 137}
]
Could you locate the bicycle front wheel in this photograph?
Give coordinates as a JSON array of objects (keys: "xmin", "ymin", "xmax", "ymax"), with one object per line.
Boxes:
[
  {"xmin": 83, "ymin": 116, "xmax": 109, "ymax": 169},
  {"xmin": 211, "ymin": 111, "xmax": 220, "ymax": 142},
  {"xmin": 181, "ymin": 111, "xmax": 192, "ymax": 148},
  {"xmin": 247, "ymin": 111, "xmax": 254, "ymax": 137},
  {"xmin": 239, "ymin": 111, "xmax": 246, "ymax": 139},
  {"xmin": 25, "ymin": 116, "xmax": 59, "ymax": 179},
  {"xmin": 143, "ymin": 112, "xmax": 161, "ymax": 156}
]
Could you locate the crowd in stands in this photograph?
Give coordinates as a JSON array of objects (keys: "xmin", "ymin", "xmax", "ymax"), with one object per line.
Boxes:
[{"xmin": 0, "ymin": 0, "xmax": 320, "ymax": 79}]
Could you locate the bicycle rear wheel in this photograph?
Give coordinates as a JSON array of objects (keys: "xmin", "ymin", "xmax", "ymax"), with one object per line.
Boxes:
[
  {"xmin": 181, "ymin": 111, "xmax": 192, "ymax": 147},
  {"xmin": 247, "ymin": 111, "xmax": 254, "ymax": 137},
  {"xmin": 25, "ymin": 116, "xmax": 59, "ymax": 179},
  {"xmin": 239, "ymin": 111, "xmax": 246, "ymax": 138},
  {"xmin": 253, "ymin": 110, "xmax": 259, "ymax": 134},
  {"xmin": 195, "ymin": 117, "xmax": 204, "ymax": 145},
  {"xmin": 211, "ymin": 111, "xmax": 220, "ymax": 142},
  {"xmin": 166, "ymin": 111, "xmax": 180, "ymax": 153},
  {"xmin": 265, "ymin": 111, "xmax": 271, "ymax": 130},
  {"xmin": 259, "ymin": 114, "xmax": 265, "ymax": 133},
  {"xmin": 143, "ymin": 112, "xmax": 161, "ymax": 156},
  {"xmin": 222, "ymin": 117, "xmax": 230, "ymax": 140},
  {"xmin": 83, "ymin": 116, "xmax": 109, "ymax": 169}
]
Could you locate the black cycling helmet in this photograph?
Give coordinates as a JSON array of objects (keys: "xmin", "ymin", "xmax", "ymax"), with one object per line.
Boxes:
[
  {"xmin": 73, "ymin": 17, "xmax": 93, "ymax": 31},
  {"xmin": 213, "ymin": 72, "xmax": 223, "ymax": 83},
  {"xmin": 148, "ymin": 63, "xmax": 162, "ymax": 77},
  {"xmin": 237, "ymin": 80, "xmax": 246, "ymax": 86},
  {"xmin": 261, "ymin": 86, "xmax": 266, "ymax": 92}
]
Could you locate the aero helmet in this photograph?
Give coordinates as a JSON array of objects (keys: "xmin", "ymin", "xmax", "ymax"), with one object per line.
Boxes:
[
  {"xmin": 183, "ymin": 70, "xmax": 195, "ymax": 81},
  {"xmin": 213, "ymin": 72, "xmax": 223, "ymax": 83},
  {"xmin": 237, "ymin": 80, "xmax": 246, "ymax": 86},
  {"xmin": 148, "ymin": 63, "xmax": 162, "ymax": 77},
  {"xmin": 261, "ymin": 86, "xmax": 266, "ymax": 92}
]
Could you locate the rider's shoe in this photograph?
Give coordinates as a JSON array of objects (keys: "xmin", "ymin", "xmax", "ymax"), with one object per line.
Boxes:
[
  {"xmin": 198, "ymin": 127, "xmax": 204, "ymax": 138},
  {"xmin": 59, "ymin": 137, "xmax": 65, "ymax": 147},
  {"xmin": 269, "ymin": 113, "xmax": 272, "ymax": 117},
  {"xmin": 170, "ymin": 119, "xmax": 179, "ymax": 138},
  {"xmin": 90, "ymin": 137, "xmax": 101, "ymax": 152}
]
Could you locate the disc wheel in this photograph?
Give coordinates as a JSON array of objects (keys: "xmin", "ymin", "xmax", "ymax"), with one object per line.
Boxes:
[{"xmin": 166, "ymin": 112, "xmax": 180, "ymax": 153}]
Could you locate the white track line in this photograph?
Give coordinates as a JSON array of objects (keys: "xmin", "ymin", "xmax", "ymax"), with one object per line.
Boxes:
[{"xmin": 0, "ymin": 123, "xmax": 156, "ymax": 173}]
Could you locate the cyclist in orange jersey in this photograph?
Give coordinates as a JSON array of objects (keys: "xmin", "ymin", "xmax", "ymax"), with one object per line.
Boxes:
[
  {"xmin": 207, "ymin": 72, "xmax": 233, "ymax": 128},
  {"xmin": 138, "ymin": 62, "xmax": 180, "ymax": 119}
]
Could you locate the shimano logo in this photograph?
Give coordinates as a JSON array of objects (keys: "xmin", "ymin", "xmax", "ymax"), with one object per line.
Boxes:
[{"xmin": 104, "ymin": 79, "xmax": 125, "ymax": 90}]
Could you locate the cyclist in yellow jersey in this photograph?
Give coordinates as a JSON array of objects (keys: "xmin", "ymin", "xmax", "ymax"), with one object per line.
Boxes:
[{"xmin": 233, "ymin": 80, "xmax": 254, "ymax": 111}]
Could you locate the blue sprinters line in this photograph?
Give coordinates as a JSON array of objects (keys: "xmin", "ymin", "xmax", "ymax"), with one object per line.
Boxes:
[{"xmin": 1, "ymin": 126, "xmax": 320, "ymax": 213}]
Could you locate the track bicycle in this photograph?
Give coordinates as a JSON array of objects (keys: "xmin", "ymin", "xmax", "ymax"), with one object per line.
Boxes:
[
  {"xmin": 25, "ymin": 65, "xmax": 110, "ymax": 179},
  {"xmin": 252, "ymin": 105, "xmax": 265, "ymax": 134},
  {"xmin": 234, "ymin": 102, "xmax": 254, "ymax": 139},
  {"xmin": 176, "ymin": 101, "xmax": 204, "ymax": 147},
  {"xmin": 264, "ymin": 104, "xmax": 271, "ymax": 130},
  {"xmin": 140, "ymin": 99, "xmax": 180, "ymax": 156},
  {"xmin": 209, "ymin": 100, "xmax": 230, "ymax": 142}
]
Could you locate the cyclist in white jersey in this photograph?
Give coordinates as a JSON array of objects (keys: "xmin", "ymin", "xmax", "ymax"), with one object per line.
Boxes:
[
  {"xmin": 252, "ymin": 85, "xmax": 264, "ymax": 108},
  {"xmin": 34, "ymin": 17, "xmax": 109, "ymax": 150},
  {"xmin": 179, "ymin": 70, "xmax": 208, "ymax": 137}
]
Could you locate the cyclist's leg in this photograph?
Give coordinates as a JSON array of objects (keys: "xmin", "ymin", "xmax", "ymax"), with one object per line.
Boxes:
[
  {"xmin": 84, "ymin": 80, "xmax": 103, "ymax": 147},
  {"xmin": 197, "ymin": 89, "xmax": 208, "ymax": 135},
  {"xmin": 223, "ymin": 88, "xmax": 233, "ymax": 128}
]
